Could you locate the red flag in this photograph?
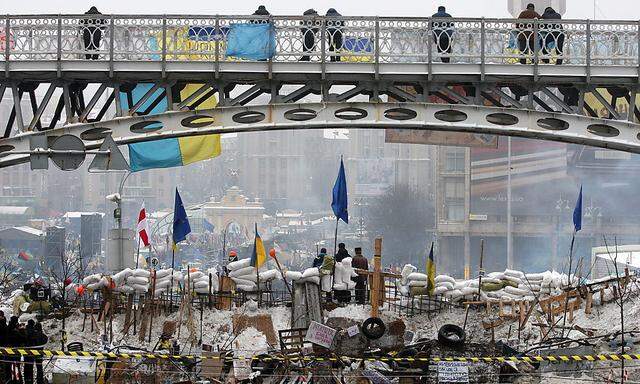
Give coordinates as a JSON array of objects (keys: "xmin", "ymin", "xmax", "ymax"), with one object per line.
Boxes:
[{"xmin": 137, "ymin": 202, "xmax": 150, "ymax": 247}]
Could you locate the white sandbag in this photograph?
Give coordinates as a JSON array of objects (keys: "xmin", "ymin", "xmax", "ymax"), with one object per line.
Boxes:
[
  {"xmin": 82, "ymin": 274, "xmax": 101, "ymax": 285},
  {"xmin": 333, "ymin": 282, "xmax": 348, "ymax": 290},
  {"xmin": 488, "ymin": 272, "xmax": 505, "ymax": 279},
  {"xmin": 132, "ymin": 284, "xmax": 148, "ymax": 293},
  {"xmin": 113, "ymin": 268, "xmax": 133, "ymax": 284},
  {"xmin": 154, "ymin": 279, "xmax": 171, "ymax": 290},
  {"xmin": 195, "ymin": 287, "xmax": 211, "ymax": 294},
  {"xmin": 186, "ymin": 271, "xmax": 205, "ymax": 280},
  {"xmin": 504, "ymin": 269, "xmax": 524, "ymax": 278},
  {"xmin": 230, "ymin": 266, "xmax": 255, "ymax": 278},
  {"xmin": 524, "ymin": 272, "xmax": 545, "ymax": 281},
  {"xmin": 433, "ymin": 286, "xmax": 449, "ymax": 295},
  {"xmin": 228, "ymin": 258, "xmax": 251, "ymax": 271},
  {"xmin": 504, "ymin": 286, "xmax": 528, "ymax": 296},
  {"xmin": 339, "ymin": 265, "xmax": 352, "ymax": 285},
  {"xmin": 347, "ymin": 281, "xmax": 356, "ymax": 290},
  {"xmin": 99, "ymin": 276, "xmax": 111, "ymax": 288},
  {"xmin": 486, "ymin": 291, "xmax": 504, "ymax": 299},
  {"xmin": 232, "ymin": 277, "xmax": 255, "ymax": 286},
  {"xmin": 155, "ymin": 268, "xmax": 173, "ymax": 279},
  {"xmin": 171, "ymin": 272, "xmax": 184, "ymax": 282},
  {"xmin": 467, "ymin": 279, "xmax": 480, "ymax": 288},
  {"xmin": 194, "ymin": 280, "xmax": 209, "ymax": 289},
  {"xmin": 480, "ymin": 277, "xmax": 501, "ymax": 284},
  {"xmin": 285, "ymin": 271, "xmax": 303, "ymax": 281},
  {"xmin": 126, "ymin": 276, "xmax": 149, "ymax": 286},
  {"xmin": 321, "ymin": 275, "xmax": 332, "ymax": 292},
  {"xmin": 436, "ymin": 281, "xmax": 454, "ymax": 291},
  {"xmin": 302, "ymin": 267, "xmax": 320, "ymax": 279},
  {"xmin": 408, "ymin": 280, "xmax": 427, "ymax": 287},
  {"xmin": 407, "ymin": 272, "xmax": 428, "ymax": 281},
  {"xmin": 236, "ymin": 282, "xmax": 257, "ymax": 291},
  {"xmin": 454, "ymin": 281, "xmax": 468, "ymax": 290},
  {"xmin": 401, "ymin": 264, "xmax": 417, "ymax": 285},
  {"xmin": 503, "ymin": 275, "xmax": 522, "ymax": 285},
  {"xmin": 259, "ymin": 270, "xmax": 279, "ymax": 281},
  {"xmin": 133, "ymin": 269, "xmax": 151, "ymax": 278},
  {"xmin": 461, "ymin": 287, "xmax": 478, "ymax": 296},
  {"xmin": 435, "ymin": 275, "xmax": 455, "ymax": 284},
  {"xmin": 300, "ymin": 276, "xmax": 320, "ymax": 285}
]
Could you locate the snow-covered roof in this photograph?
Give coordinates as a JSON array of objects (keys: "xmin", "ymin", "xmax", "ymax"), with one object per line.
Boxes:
[
  {"xmin": 62, "ymin": 211, "xmax": 105, "ymax": 219},
  {"xmin": 594, "ymin": 245, "xmax": 640, "ymax": 269},
  {"xmin": 0, "ymin": 206, "xmax": 31, "ymax": 215},
  {"xmin": 14, "ymin": 226, "xmax": 44, "ymax": 237}
]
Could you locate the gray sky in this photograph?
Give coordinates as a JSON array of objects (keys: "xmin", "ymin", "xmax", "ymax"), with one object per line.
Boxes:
[{"xmin": 3, "ymin": 0, "xmax": 638, "ymax": 20}]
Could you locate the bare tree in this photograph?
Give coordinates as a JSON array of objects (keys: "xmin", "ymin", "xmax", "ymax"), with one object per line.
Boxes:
[{"xmin": 0, "ymin": 248, "xmax": 20, "ymax": 296}]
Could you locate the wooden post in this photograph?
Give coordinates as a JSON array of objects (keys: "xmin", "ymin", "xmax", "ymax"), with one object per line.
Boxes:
[
  {"xmin": 477, "ymin": 239, "xmax": 485, "ymax": 298},
  {"xmin": 371, "ymin": 237, "xmax": 382, "ymax": 318}
]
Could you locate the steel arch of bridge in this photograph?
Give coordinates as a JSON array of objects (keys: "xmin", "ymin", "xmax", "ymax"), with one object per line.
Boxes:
[{"xmin": 1, "ymin": 102, "xmax": 639, "ymax": 168}]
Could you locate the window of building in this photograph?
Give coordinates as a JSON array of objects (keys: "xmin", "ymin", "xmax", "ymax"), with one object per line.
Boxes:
[
  {"xmin": 445, "ymin": 148, "xmax": 466, "ymax": 173},
  {"xmin": 446, "ymin": 202, "xmax": 465, "ymax": 221}
]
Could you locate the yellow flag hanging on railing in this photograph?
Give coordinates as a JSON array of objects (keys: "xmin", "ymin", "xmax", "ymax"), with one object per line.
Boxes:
[{"xmin": 427, "ymin": 242, "xmax": 436, "ymax": 296}]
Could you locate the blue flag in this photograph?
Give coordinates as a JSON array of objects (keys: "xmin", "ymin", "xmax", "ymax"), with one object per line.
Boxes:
[
  {"xmin": 573, "ymin": 186, "xmax": 582, "ymax": 232},
  {"xmin": 173, "ymin": 188, "xmax": 192, "ymax": 247},
  {"xmin": 225, "ymin": 23, "xmax": 276, "ymax": 61},
  {"xmin": 331, "ymin": 157, "xmax": 349, "ymax": 224},
  {"xmin": 203, "ymin": 218, "xmax": 215, "ymax": 233}
]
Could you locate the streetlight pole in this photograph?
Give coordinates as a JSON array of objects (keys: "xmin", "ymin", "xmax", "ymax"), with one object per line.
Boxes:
[{"xmin": 117, "ymin": 171, "xmax": 132, "ymax": 269}]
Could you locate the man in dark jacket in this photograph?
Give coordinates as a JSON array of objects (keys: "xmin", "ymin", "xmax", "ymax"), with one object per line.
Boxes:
[
  {"xmin": 81, "ymin": 6, "xmax": 106, "ymax": 60},
  {"xmin": 6, "ymin": 316, "xmax": 23, "ymax": 383},
  {"xmin": 0, "ymin": 317, "xmax": 8, "ymax": 382},
  {"xmin": 351, "ymin": 247, "xmax": 369, "ymax": 304},
  {"xmin": 251, "ymin": 5, "xmax": 270, "ymax": 24},
  {"xmin": 300, "ymin": 9, "xmax": 319, "ymax": 61},
  {"xmin": 33, "ymin": 323, "xmax": 47, "ymax": 384},
  {"xmin": 313, "ymin": 248, "xmax": 327, "ymax": 268},
  {"xmin": 326, "ymin": 8, "xmax": 344, "ymax": 62},
  {"xmin": 431, "ymin": 6, "xmax": 454, "ymax": 63},
  {"xmin": 516, "ymin": 3, "xmax": 540, "ymax": 64},
  {"xmin": 23, "ymin": 320, "xmax": 35, "ymax": 383},
  {"xmin": 335, "ymin": 242, "xmax": 350, "ymax": 262},
  {"xmin": 541, "ymin": 7, "xmax": 564, "ymax": 65}
]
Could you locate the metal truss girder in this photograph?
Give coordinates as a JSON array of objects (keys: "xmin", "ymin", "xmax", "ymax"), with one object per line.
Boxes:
[
  {"xmin": 281, "ymin": 84, "xmax": 316, "ymax": 103},
  {"xmin": 79, "ymin": 83, "xmax": 108, "ymax": 122},
  {"xmin": 28, "ymin": 83, "xmax": 56, "ymax": 131},
  {"xmin": 540, "ymin": 88, "xmax": 574, "ymax": 114},
  {"xmin": 590, "ymin": 88, "xmax": 621, "ymax": 120},
  {"xmin": 492, "ymin": 88, "xmax": 523, "ymax": 109},
  {"xmin": 2, "ymin": 102, "xmax": 640, "ymax": 169}
]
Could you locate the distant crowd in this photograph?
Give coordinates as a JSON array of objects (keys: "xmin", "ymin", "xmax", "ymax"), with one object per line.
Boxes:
[{"xmin": 0, "ymin": 311, "xmax": 48, "ymax": 384}]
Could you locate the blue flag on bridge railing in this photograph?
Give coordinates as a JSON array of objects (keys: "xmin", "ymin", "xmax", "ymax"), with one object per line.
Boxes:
[{"xmin": 225, "ymin": 23, "xmax": 276, "ymax": 61}]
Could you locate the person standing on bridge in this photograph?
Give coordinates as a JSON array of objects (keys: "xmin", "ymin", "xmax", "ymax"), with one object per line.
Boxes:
[
  {"xmin": 300, "ymin": 9, "xmax": 319, "ymax": 61},
  {"xmin": 541, "ymin": 7, "xmax": 565, "ymax": 65},
  {"xmin": 431, "ymin": 6, "xmax": 454, "ymax": 63},
  {"xmin": 81, "ymin": 7, "xmax": 106, "ymax": 60},
  {"xmin": 326, "ymin": 8, "xmax": 344, "ymax": 62},
  {"xmin": 516, "ymin": 3, "xmax": 540, "ymax": 65},
  {"xmin": 250, "ymin": 5, "xmax": 271, "ymax": 24}
]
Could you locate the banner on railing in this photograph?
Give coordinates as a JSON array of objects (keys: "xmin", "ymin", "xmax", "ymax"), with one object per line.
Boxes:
[{"xmin": 225, "ymin": 23, "xmax": 276, "ymax": 61}]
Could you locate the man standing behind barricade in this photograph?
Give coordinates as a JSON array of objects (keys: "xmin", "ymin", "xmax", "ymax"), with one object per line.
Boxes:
[
  {"xmin": 318, "ymin": 249, "xmax": 335, "ymax": 300},
  {"xmin": 300, "ymin": 9, "xmax": 319, "ymax": 61},
  {"xmin": 516, "ymin": 3, "xmax": 541, "ymax": 64},
  {"xmin": 541, "ymin": 7, "xmax": 565, "ymax": 65},
  {"xmin": 251, "ymin": 5, "xmax": 271, "ymax": 23},
  {"xmin": 0, "ymin": 317, "xmax": 8, "ymax": 382},
  {"xmin": 431, "ymin": 6, "xmax": 454, "ymax": 63},
  {"xmin": 313, "ymin": 248, "xmax": 327, "ymax": 268},
  {"xmin": 23, "ymin": 320, "xmax": 35, "ymax": 384},
  {"xmin": 351, "ymin": 247, "xmax": 369, "ymax": 304},
  {"xmin": 81, "ymin": 6, "xmax": 106, "ymax": 60},
  {"xmin": 6, "ymin": 316, "xmax": 23, "ymax": 383},
  {"xmin": 33, "ymin": 323, "xmax": 47, "ymax": 384}
]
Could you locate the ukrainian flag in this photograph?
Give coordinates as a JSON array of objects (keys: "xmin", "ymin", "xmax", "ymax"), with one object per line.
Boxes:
[
  {"xmin": 250, "ymin": 223, "xmax": 267, "ymax": 269},
  {"xmin": 427, "ymin": 242, "xmax": 436, "ymax": 296},
  {"xmin": 125, "ymin": 83, "xmax": 221, "ymax": 172}
]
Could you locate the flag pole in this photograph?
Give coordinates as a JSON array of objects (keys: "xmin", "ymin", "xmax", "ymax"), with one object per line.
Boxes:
[
  {"xmin": 170, "ymin": 245, "xmax": 175, "ymax": 311},
  {"xmin": 135, "ymin": 235, "xmax": 141, "ymax": 269}
]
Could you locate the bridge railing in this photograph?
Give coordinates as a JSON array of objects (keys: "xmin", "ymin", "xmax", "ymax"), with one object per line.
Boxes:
[{"xmin": 1, "ymin": 15, "xmax": 639, "ymax": 67}]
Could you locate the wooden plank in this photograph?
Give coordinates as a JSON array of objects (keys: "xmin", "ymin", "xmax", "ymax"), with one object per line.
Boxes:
[
  {"xmin": 304, "ymin": 283, "xmax": 322, "ymax": 324},
  {"xmin": 292, "ymin": 282, "xmax": 307, "ymax": 328},
  {"xmin": 371, "ymin": 238, "xmax": 382, "ymax": 318},
  {"xmin": 585, "ymin": 291, "xmax": 593, "ymax": 314}
]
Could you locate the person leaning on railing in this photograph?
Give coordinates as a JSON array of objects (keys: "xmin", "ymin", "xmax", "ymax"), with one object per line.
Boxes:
[
  {"xmin": 326, "ymin": 8, "xmax": 344, "ymax": 62},
  {"xmin": 80, "ymin": 6, "xmax": 106, "ymax": 60},
  {"xmin": 516, "ymin": 3, "xmax": 541, "ymax": 64},
  {"xmin": 540, "ymin": 7, "xmax": 565, "ymax": 65},
  {"xmin": 431, "ymin": 6, "xmax": 454, "ymax": 63}
]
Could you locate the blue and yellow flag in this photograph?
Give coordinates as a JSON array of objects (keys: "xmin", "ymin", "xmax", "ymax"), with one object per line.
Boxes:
[
  {"xmin": 250, "ymin": 223, "xmax": 267, "ymax": 269},
  {"xmin": 427, "ymin": 242, "xmax": 436, "ymax": 296}
]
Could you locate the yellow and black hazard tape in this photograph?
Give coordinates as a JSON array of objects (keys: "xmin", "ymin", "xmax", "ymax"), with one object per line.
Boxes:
[{"xmin": 0, "ymin": 348, "xmax": 637, "ymax": 364}]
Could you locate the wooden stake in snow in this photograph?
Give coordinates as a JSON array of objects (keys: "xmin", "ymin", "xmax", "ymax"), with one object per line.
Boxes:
[{"xmin": 371, "ymin": 237, "xmax": 382, "ymax": 318}]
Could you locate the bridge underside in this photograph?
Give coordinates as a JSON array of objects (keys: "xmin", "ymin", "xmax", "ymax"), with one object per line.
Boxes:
[{"xmin": 1, "ymin": 102, "xmax": 639, "ymax": 169}]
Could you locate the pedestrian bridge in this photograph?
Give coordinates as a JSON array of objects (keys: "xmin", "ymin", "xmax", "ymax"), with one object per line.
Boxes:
[{"xmin": 1, "ymin": 15, "xmax": 640, "ymax": 168}]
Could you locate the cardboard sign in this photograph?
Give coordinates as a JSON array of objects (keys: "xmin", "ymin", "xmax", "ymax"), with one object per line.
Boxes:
[
  {"xmin": 347, "ymin": 325, "xmax": 360, "ymax": 338},
  {"xmin": 437, "ymin": 361, "xmax": 469, "ymax": 383},
  {"xmin": 304, "ymin": 321, "xmax": 337, "ymax": 349}
]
